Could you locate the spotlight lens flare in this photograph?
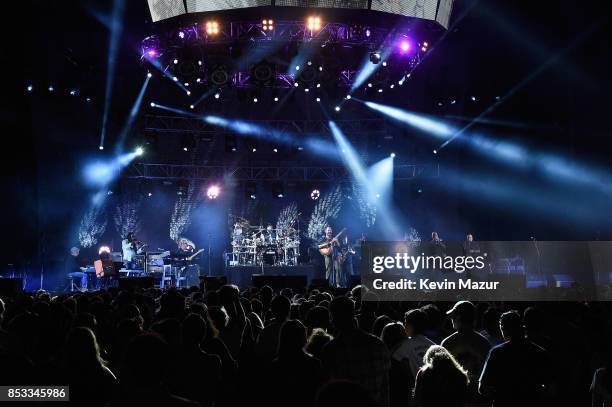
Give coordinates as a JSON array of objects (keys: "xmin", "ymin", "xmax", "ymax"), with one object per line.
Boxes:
[
  {"xmin": 207, "ymin": 185, "xmax": 220, "ymax": 199},
  {"xmin": 400, "ymin": 40, "xmax": 410, "ymax": 52},
  {"xmin": 135, "ymin": 147, "xmax": 144, "ymax": 156}
]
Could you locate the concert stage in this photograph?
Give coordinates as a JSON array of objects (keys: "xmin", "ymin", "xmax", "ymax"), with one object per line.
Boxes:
[{"xmin": 226, "ymin": 265, "xmax": 316, "ymax": 290}]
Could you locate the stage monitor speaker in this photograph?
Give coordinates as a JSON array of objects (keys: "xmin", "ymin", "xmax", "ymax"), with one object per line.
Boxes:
[
  {"xmin": 252, "ymin": 275, "xmax": 307, "ymax": 291},
  {"xmin": 552, "ymin": 274, "xmax": 575, "ymax": 288},
  {"xmin": 119, "ymin": 277, "xmax": 155, "ymax": 291},
  {"xmin": 0, "ymin": 278, "xmax": 23, "ymax": 297}
]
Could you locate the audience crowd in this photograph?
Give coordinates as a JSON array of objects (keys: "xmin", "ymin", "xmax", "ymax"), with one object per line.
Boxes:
[{"xmin": 0, "ymin": 283, "xmax": 611, "ymax": 407}]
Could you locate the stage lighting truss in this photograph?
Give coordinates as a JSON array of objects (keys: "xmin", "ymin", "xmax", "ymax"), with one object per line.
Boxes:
[{"xmin": 141, "ymin": 21, "xmax": 430, "ymax": 89}]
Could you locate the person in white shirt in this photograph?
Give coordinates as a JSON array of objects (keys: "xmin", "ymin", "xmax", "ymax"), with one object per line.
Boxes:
[
  {"xmin": 122, "ymin": 232, "xmax": 141, "ymax": 269},
  {"xmin": 392, "ymin": 309, "xmax": 435, "ymax": 377}
]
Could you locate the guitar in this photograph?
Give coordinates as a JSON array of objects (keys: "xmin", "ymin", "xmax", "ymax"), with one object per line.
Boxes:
[
  {"xmin": 338, "ymin": 246, "xmax": 356, "ymax": 264},
  {"xmin": 318, "ymin": 228, "xmax": 346, "ymax": 256},
  {"xmin": 186, "ymin": 248, "xmax": 205, "ymax": 261}
]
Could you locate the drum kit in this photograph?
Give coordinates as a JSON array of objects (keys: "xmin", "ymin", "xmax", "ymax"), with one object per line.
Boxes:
[{"xmin": 230, "ymin": 217, "xmax": 300, "ymax": 266}]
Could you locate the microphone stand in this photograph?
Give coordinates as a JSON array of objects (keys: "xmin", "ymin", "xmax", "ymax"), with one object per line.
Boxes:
[{"xmin": 531, "ymin": 236, "xmax": 542, "ymax": 281}]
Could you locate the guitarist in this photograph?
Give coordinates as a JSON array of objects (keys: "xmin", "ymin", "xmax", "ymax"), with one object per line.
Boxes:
[{"xmin": 318, "ymin": 226, "xmax": 341, "ymax": 287}]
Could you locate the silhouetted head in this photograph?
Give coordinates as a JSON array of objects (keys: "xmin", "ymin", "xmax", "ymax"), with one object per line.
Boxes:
[
  {"xmin": 305, "ymin": 306, "xmax": 330, "ymax": 331},
  {"xmin": 404, "ymin": 309, "xmax": 428, "ymax": 337},
  {"xmin": 64, "ymin": 327, "xmax": 104, "ymax": 368},
  {"xmin": 447, "ymin": 301, "xmax": 476, "ymax": 330},
  {"xmin": 329, "ymin": 296, "xmax": 356, "ymax": 331},
  {"xmin": 381, "ymin": 322, "xmax": 407, "ymax": 350},
  {"xmin": 500, "ymin": 310, "xmax": 524, "ymax": 341},
  {"xmin": 278, "ymin": 319, "xmax": 307, "ymax": 357},
  {"xmin": 270, "ymin": 295, "xmax": 291, "ymax": 322},
  {"xmin": 182, "ymin": 313, "xmax": 207, "ymax": 346}
]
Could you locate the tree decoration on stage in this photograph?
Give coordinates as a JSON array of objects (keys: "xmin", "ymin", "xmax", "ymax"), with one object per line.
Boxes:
[
  {"xmin": 114, "ymin": 195, "xmax": 142, "ymax": 239},
  {"xmin": 78, "ymin": 205, "xmax": 108, "ymax": 248},
  {"xmin": 307, "ymin": 185, "xmax": 343, "ymax": 241},
  {"xmin": 276, "ymin": 202, "xmax": 298, "ymax": 232},
  {"xmin": 352, "ymin": 182, "xmax": 377, "ymax": 227},
  {"xmin": 169, "ymin": 182, "xmax": 199, "ymax": 242},
  {"xmin": 403, "ymin": 227, "xmax": 421, "ymax": 246}
]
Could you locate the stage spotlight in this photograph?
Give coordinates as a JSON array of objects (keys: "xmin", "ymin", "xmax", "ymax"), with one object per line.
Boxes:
[
  {"xmin": 310, "ymin": 189, "xmax": 320, "ymax": 200},
  {"xmin": 307, "ymin": 16, "xmax": 322, "ymax": 31},
  {"xmin": 206, "ymin": 21, "xmax": 219, "ymax": 35},
  {"xmin": 305, "ymin": 88, "xmax": 309, "ymax": 92},
  {"xmin": 346, "ymin": 95, "xmax": 352, "ymax": 100},
  {"xmin": 98, "ymin": 246, "xmax": 111, "ymax": 255},
  {"xmin": 26, "ymin": 85, "xmax": 33, "ymax": 92},
  {"xmin": 433, "ymin": 149, "xmax": 438, "ymax": 154},
  {"xmin": 147, "ymin": 72, "xmax": 152, "ymax": 78},
  {"xmin": 196, "ymin": 78, "xmax": 201, "ymax": 83},
  {"xmin": 184, "ymin": 82, "xmax": 189, "ymax": 87},
  {"xmin": 135, "ymin": 147, "xmax": 144, "ymax": 156},
  {"xmin": 451, "ymin": 100, "xmax": 456, "ymax": 104},
  {"xmin": 297, "ymin": 146, "xmax": 304, "ymax": 151},
  {"xmin": 172, "ymin": 76, "xmax": 178, "ymax": 82},
  {"xmin": 400, "ymin": 40, "xmax": 411, "ymax": 52},
  {"xmin": 274, "ymin": 97, "xmax": 279, "ymax": 102},
  {"xmin": 378, "ymin": 89, "xmax": 383, "ymax": 93},
  {"xmin": 252, "ymin": 148, "xmax": 257, "ymax": 152},
  {"xmin": 186, "ymin": 91, "xmax": 191, "ymax": 95},
  {"xmin": 316, "ymin": 83, "xmax": 321, "ymax": 88},
  {"xmin": 211, "ymin": 65, "xmax": 231, "ymax": 86},
  {"xmin": 147, "ymin": 192, "xmax": 153, "ymax": 197},
  {"xmin": 173, "ymin": 58, "xmax": 178, "ymax": 64},
  {"xmin": 150, "ymin": 102, "xmax": 156, "ymax": 107},
  {"xmin": 86, "ymin": 97, "xmax": 92, "ymax": 102},
  {"xmin": 369, "ymin": 52, "xmax": 381, "ymax": 64},
  {"xmin": 70, "ymin": 89, "xmax": 78, "ymax": 96},
  {"xmin": 382, "ymin": 61, "xmax": 387, "ymax": 67},
  {"xmin": 147, "ymin": 49, "xmax": 157, "ymax": 57},
  {"xmin": 335, "ymin": 106, "xmax": 341, "ymax": 112},
  {"xmin": 207, "ymin": 185, "xmax": 220, "ymax": 200},
  {"xmin": 316, "ymin": 97, "xmax": 321, "ymax": 102},
  {"xmin": 294, "ymin": 82, "xmax": 299, "ymax": 87},
  {"xmin": 48, "ymin": 86, "xmax": 54, "ymax": 92},
  {"xmin": 99, "ymin": 145, "xmax": 104, "ymax": 150},
  {"xmin": 262, "ymin": 19, "xmax": 274, "ymax": 31},
  {"xmin": 368, "ymin": 83, "xmax": 372, "ymax": 88},
  {"xmin": 295, "ymin": 65, "xmax": 300, "ymax": 71},
  {"xmin": 214, "ymin": 93, "xmax": 220, "ymax": 99},
  {"xmin": 178, "ymin": 31, "xmax": 185, "ymax": 39},
  {"xmin": 189, "ymin": 105, "xmax": 194, "ymax": 109},
  {"xmin": 198, "ymin": 60, "xmax": 202, "ymax": 66},
  {"xmin": 253, "ymin": 97, "xmax": 258, "ymax": 103},
  {"xmin": 273, "ymin": 148, "xmax": 278, "ymax": 153},
  {"xmin": 390, "ymin": 152, "xmax": 396, "ymax": 158},
  {"xmin": 390, "ymin": 84, "xmax": 395, "ymax": 89},
  {"xmin": 471, "ymin": 96, "xmax": 477, "ymax": 101}
]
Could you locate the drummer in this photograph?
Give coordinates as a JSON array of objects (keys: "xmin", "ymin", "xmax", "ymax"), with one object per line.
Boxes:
[{"xmin": 264, "ymin": 224, "xmax": 276, "ymax": 244}]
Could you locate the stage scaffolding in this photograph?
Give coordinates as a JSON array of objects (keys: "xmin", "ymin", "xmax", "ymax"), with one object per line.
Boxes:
[{"xmin": 125, "ymin": 162, "xmax": 439, "ymax": 182}]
